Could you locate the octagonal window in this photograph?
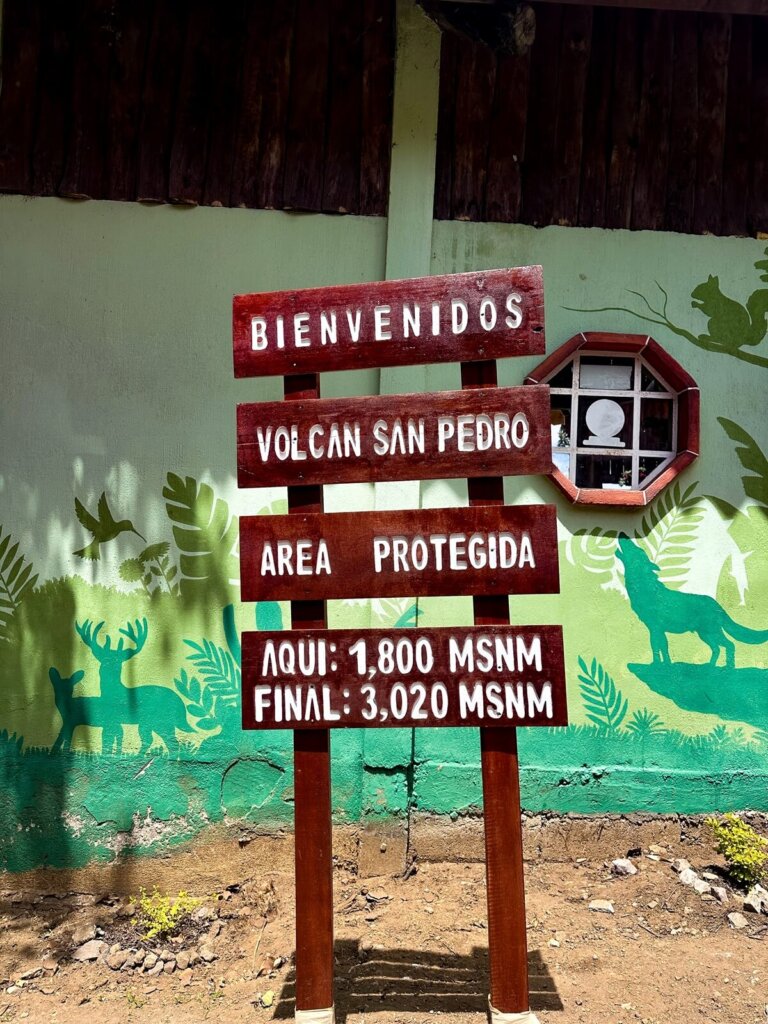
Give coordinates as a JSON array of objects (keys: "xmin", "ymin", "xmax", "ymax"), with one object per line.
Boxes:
[{"xmin": 525, "ymin": 332, "xmax": 700, "ymax": 507}]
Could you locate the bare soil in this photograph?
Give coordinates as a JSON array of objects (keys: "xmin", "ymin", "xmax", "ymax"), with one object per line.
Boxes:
[{"xmin": 0, "ymin": 846, "xmax": 766, "ymax": 1024}]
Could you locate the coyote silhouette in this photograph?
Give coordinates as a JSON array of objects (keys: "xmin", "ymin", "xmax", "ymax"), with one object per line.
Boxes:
[{"xmin": 617, "ymin": 535, "xmax": 768, "ymax": 668}]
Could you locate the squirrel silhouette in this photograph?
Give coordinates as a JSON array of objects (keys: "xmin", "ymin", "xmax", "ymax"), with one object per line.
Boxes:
[{"xmin": 690, "ymin": 273, "xmax": 768, "ymax": 351}]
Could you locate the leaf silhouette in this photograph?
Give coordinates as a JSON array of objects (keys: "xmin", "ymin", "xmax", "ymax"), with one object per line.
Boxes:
[
  {"xmin": 162, "ymin": 473, "xmax": 238, "ymax": 598},
  {"xmin": 566, "ymin": 527, "xmax": 619, "ymax": 582},
  {"xmin": 637, "ymin": 481, "xmax": 704, "ymax": 588},
  {"xmin": 184, "ymin": 638, "xmax": 240, "ymax": 712},
  {"xmin": 718, "ymin": 418, "xmax": 768, "ymax": 509},
  {"xmin": 577, "ymin": 656, "xmax": 628, "ymax": 731},
  {"xmin": 626, "ymin": 708, "xmax": 666, "ymax": 737},
  {"xmin": 139, "ymin": 542, "xmax": 170, "ymax": 562},
  {"xmin": 0, "ymin": 526, "xmax": 38, "ymax": 641}
]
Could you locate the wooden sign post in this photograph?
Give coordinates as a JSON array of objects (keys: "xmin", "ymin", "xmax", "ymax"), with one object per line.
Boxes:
[{"xmin": 233, "ymin": 267, "xmax": 566, "ymax": 1024}]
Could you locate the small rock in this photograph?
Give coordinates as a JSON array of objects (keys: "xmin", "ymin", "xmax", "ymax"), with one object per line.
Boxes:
[
  {"xmin": 611, "ymin": 859, "xmax": 638, "ymax": 877},
  {"xmin": 179, "ymin": 968, "xmax": 193, "ymax": 987},
  {"xmin": 109, "ymin": 943, "xmax": 121, "ymax": 955},
  {"xmin": 207, "ymin": 920, "xmax": 223, "ymax": 939},
  {"xmin": 6, "ymin": 986, "xmax": 20, "ymax": 995},
  {"xmin": 143, "ymin": 953, "xmax": 158, "ymax": 971},
  {"xmin": 199, "ymin": 944, "xmax": 217, "ymax": 963},
  {"xmin": 130, "ymin": 950, "xmax": 146, "ymax": 968},
  {"xmin": 273, "ymin": 956, "xmax": 285, "ymax": 969},
  {"xmin": 712, "ymin": 886, "xmax": 729, "ymax": 905},
  {"xmin": 365, "ymin": 888, "xmax": 389, "ymax": 903},
  {"xmin": 158, "ymin": 949, "xmax": 174, "ymax": 963},
  {"xmin": 187, "ymin": 950, "xmax": 201, "ymax": 967},
  {"xmin": 106, "ymin": 950, "xmax": 131, "ymax": 971},
  {"xmin": 72, "ymin": 940, "xmax": 107, "ymax": 962},
  {"xmin": 41, "ymin": 959, "xmax": 59, "ymax": 973},
  {"xmin": 648, "ymin": 844, "xmax": 668, "ymax": 856},
  {"xmin": 743, "ymin": 887, "xmax": 768, "ymax": 914},
  {"xmin": 727, "ymin": 912, "xmax": 749, "ymax": 930},
  {"xmin": 678, "ymin": 868, "xmax": 699, "ymax": 887},
  {"xmin": 548, "ymin": 939, "xmax": 560, "ymax": 948},
  {"xmin": 701, "ymin": 894, "xmax": 716, "ymax": 902},
  {"xmin": 176, "ymin": 951, "xmax": 191, "ymax": 971},
  {"xmin": 117, "ymin": 903, "xmax": 136, "ymax": 918},
  {"xmin": 701, "ymin": 871, "xmax": 720, "ymax": 882},
  {"xmin": 671, "ymin": 858, "xmax": 692, "ymax": 874},
  {"xmin": 192, "ymin": 905, "xmax": 217, "ymax": 923},
  {"xmin": 147, "ymin": 961, "xmax": 164, "ymax": 978},
  {"xmin": 647, "ymin": 901, "xmax": 659, "ymax": 910},
  {"xmin": 589, "ymin": 899, "xmax": 614, "ymax": 914},
  {"xmin": 692, "ymin": 879, "xmax": 712, "ymax": 896},
  {"xmin": 72, "ymin": 924, "xmax": 97, "ymax": 946},
  {"xmin": 163, "ymin": 960, "xmax": 175, "ymax": 975},
  {"xmin": 256, "ymin": 955, "xmax": 274, "ymax": 978}
]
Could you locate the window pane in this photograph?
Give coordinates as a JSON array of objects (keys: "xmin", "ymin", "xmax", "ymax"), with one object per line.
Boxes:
[
  {"xmin": 576, "ymin": 454, "xmax": 632, "ymax": 489},
  {"xmin": 552, "ymin": 450, "xmax": 571, "ymax": 478},
  {"xmin": 641, "ymin": 364, "xmax": 667, "ymax": 392},
  {"xmin": 578, "ymin": 396, "xmax": 633, "ymax": 449},
  {"xmin": 640, "ymin": 398, "xmax": 674, "ymax": 450},
  {"xmin": 547, "ymin": 362, "xmax": 573, "ymax": 388},
  {"xmin": 550, "ymin": 395, "xmax": 572, "ymax": 448},
  {"xmin": 639, "ymin": 456, "xmax": 667, "ymax": 484},
  {"xmin": 579, "ymin": 356, "xmax": 634, "ymax": 391}
]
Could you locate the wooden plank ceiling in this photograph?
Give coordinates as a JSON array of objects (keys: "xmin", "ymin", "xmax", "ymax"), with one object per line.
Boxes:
[
  {"xmin": 435, "ymin": 2, "xmax": 766, "ymax": 236},
  {"xmin": 0, "ymin": 0, "xmax": 395, "ymax": 216}
]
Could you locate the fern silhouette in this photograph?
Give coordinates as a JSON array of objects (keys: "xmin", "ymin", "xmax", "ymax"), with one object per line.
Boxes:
[
  {"xmin": 577, "ymin": 657, "xmax": 628, "ymax": 731},
  {"xmin": 184, "ymin": 638, "xmax": 240, "ymax": 708},
  {"xmin": 637, "ymin": 481, "xmax": 703, "ymax": 588},
  {"xmin": 568, "ymin": 481, "xmax": 705, "ymax": 590},
  {"xmin": 0, "ymin": 527, "xmax": 38, "ymax": 642},
  {"xmin": 173, "ymin": 668, "xmax": 216, "ymax": 730},
  {"xmin": 162, "ymin": 474, "xmax": 238, "ymax": 599},
  {"xmin": 626, "ymin": 708, "xmax": 666, "ymax": 738}
]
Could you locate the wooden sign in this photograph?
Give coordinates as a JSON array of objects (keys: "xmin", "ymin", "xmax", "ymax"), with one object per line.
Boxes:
[
  {"xmin": 241, "ymin": 626, "xmax": 566, "ymax": 730},
  {"xmin": 237, "ymin": 384, "xmax": 551, "ymax": 488},
  {"xmin": 240, "ymin": 504, "xmax": 559, "ymax": 602},
  {"xmin": 233, "ymin": 267, "xmax": 544, "ymax": 378}
]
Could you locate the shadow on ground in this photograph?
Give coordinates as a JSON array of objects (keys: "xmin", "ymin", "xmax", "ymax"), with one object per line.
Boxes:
[{"xmin": 274, "ymin": 940, "xmax": 562, "ymax": 1021}]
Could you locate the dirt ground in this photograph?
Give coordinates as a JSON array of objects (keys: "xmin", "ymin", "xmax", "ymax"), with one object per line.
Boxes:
[{"xmin": 0, "ymin": 843, "xmax": 766, "ymax": 1024}]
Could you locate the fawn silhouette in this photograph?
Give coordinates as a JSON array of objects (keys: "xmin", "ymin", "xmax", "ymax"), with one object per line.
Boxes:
[
  {"xmin": 618, "ymin": 535, "xmax": 768, "ymax": 668},
  {"xmin": 57, "ymin": 617, "xmax": 209, "ymax": 754}
]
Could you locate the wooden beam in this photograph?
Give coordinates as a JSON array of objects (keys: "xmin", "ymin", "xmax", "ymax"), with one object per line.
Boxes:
[{"xmin": 533, "ymin": 0, "xmax": 768, "ymax": 15}]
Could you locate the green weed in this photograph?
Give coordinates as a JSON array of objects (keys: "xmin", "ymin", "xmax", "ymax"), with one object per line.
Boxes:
[
  {"xmin": 130, "ymin": 886, "xmax": 202, "ymax": 941},
  {"xmin": 706, "ymin": 813, "xmax": 768, "ymax": 888}
]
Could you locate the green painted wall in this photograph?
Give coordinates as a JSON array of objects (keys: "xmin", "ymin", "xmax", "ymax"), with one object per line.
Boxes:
[{"xmin": 1, "ymin": 192, "xmax": 768, "ymax": 870}]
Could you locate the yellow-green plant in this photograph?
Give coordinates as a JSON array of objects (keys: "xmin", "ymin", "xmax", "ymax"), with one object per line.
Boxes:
[
  {"xmin": 130, "ymin": 887, "xmax": 202, "ymax": 942},
  {"xmin": 706, "ymin": 813, "xmax": 768, "ymax": 888}
]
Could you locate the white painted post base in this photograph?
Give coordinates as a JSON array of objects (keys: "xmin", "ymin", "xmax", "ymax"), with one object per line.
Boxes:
[
  {"xmin": 295, "ymin": 1007, "xmax": 335, "ymax": 1024},
  {"xmin": 488, "ymin": 999, "xmax": 540, "ymax": 1024}
]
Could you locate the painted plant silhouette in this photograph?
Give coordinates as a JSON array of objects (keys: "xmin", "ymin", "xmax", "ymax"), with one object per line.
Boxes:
[{"xmin": 567, "ymin": 247, "xmax": 768, "ymax": 368}]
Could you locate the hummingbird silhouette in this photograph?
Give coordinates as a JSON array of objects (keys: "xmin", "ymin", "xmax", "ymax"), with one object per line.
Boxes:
[{"xmin": 74, "ymin": 493, "xmax": 145, "ymax": 560}]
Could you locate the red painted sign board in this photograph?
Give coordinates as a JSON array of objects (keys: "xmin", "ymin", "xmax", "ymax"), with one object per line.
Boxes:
[
  {"xmin": 237, "ymin": 384, "xmax": 551, "ymax": 488},
  {"xmin": 233, "ymin": 267, "xmax": 544, "ymax": 378},
  {"xmin": 241, "ymin": 626, "xmax": 566, "ymax": 730},
  {"xmin": 239, "ymin": 504, "xmax": 559, "ymax": 602}
]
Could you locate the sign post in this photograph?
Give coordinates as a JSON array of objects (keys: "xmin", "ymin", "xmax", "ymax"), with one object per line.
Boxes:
[{"xmin": 233, "ymin": 267, "xmax": 565, "ymax": 1024}]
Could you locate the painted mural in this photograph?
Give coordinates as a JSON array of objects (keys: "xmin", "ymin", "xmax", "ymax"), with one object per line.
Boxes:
[{"xmin": 2, "ymin": 196, "xmax": 768, "ymax": 873}]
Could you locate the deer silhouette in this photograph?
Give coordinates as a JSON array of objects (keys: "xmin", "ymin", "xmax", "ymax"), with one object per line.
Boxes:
[{"xmin": 72, "ymin": 617, "xmax": 207, "ymax": 754}]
